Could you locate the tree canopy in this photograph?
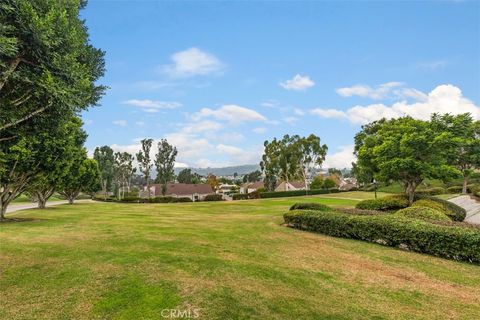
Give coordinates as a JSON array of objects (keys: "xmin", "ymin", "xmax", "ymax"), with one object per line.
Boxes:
[{"xmin": 154, "ymin": 139, "xmax": 177, "ymax": 196}]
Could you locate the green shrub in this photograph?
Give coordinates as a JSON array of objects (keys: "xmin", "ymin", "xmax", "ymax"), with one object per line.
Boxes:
[
  {"xmin": 469, "ymin": 185, "xmax": 480, "ymax": 196},
  {"xmin": 120, "ymin": 196, "xmax": 141, "ymax": 203},
  {"xmin": 232, "ymin": 193, "xmax": 248, "ymax": 200},
  {"xmin": 204, "ymin": 194, "xmax": 223, "ymax": 201},
  {"xmin": 412, "ymin": 199, "xmax": 446, "ymax": 213},
  {"xmin": 416, "ymin": 187, "xmax": 446, "ymax": 195},
  {"xmin": 289, "ymin": 203, "xmax": 331, "ymax": 211},
  {"xmin": 149, "ymin": 196, "xmax": 175, "ymax": 203},
  {"xmin": 175, "ymin": 197, "xmax": 193, "ymax": 203},
  {"xmin": 396, "ymin": 206, "xmax": 450, "ymax": 222},
  {"xmin": 414, "ymin": 195, "xmax": 466, "ymax": 221},
  {"xmin": 284, "ymin": 210, "xmax": 480, "ymax": 263},
  {"xmin": 355, "ymin": 196, "xmax": 409, "ymax": 211},
  {"xmin": 446, "ymin": 186, "xmax": 463, "ymax": 193},
  {"xmin": 259, "ymin": 189, "xmax": 337, "ymax": 199}
]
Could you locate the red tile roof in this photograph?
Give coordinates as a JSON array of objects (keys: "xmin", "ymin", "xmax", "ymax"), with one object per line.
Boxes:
[{"xmin": 151, "ymin": 183, "xmax": 214, "ymax": 196}]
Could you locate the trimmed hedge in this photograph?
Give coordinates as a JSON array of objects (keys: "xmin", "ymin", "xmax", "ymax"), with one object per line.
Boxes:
[
  {"xmin": 95, "ymin": 196, "xmax": 193, "ymax": 203},
  {"xmin": 447, "ymin": 186, "xmax": 463, "ymax": 193},
  {"xmin": 416, "ymin": 187, "xmax": 446, "ymax": 195},
  {"xmin": 284, "ymin": 210, "xmax": 480, "ymax": 263},
  {"xmin": 258, "ymin": 189, "xmax": 339, "ymax": 199},
  {"xmin": 355, "ymin": 196, "xmax": 409, "ymax": 211},
  {"xmin": 395, "ymin": 206, "xmax": 450, "ymax": 222},
  {"xmin": 232, "ymin": 193, "xmax": 248, "ymax": 200},
  {"xmin": 203, "ymin": 194, "xmax": 224, "ymax": 201},
  {"xmin": 414, "ymin": 195, "xmax": 466, "ymax": 221},
  {"xmin": 412, "ymin": 199, "xmax": 446, "ymax": 214},
  {"xmin": 289, "ymin": 203, "xmax": 331, "ymax": 211}
]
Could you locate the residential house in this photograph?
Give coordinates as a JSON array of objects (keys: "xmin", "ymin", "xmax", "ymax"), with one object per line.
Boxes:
[
  {"xmin": 275, "ymin": 181, "xmax": 306, "ymax": 192},
  {"xmin": 240, "ymin": 181, "xmax": 264, "ymax": 194},
  {"xmin": 145, "ymin": 183, "xmax": 214, "ymax": 201}
]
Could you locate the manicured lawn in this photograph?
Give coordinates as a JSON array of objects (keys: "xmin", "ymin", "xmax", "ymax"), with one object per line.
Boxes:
[{"xmin": 1, "ymin": 193, "xmax": 479, "ymax": 319}]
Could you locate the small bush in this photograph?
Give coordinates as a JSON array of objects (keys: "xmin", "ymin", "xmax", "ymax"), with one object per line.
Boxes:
[
  {"xmin": 396, "ymin": 206, "xmax": 450, "ymax": 222},
  {"xmin": 355, "ymin": 196, "xmax": 409, "ymax": 211},
  {"xmin": 284, "ymin": 210, "xmax": 480, "ymax": 263},
  {"xmin": 175, "ymin": 197, "xmax": 193, "ymax": 202},
  {"xmin": 289, "ymin": 203, "xmax": 331, "ymax": 211},
  {"xmin": 416, "ymin": 187, "xmax": 446, "ymax": 195},
  {"xmin": 447, "ymin": 186, "xmax": 463, "ymax": 193},
  {"xmin": 469, "ymin": 185, "xmax": 480, "ymax": 196},
  {"xmin": 204, "ymin": 194, "xmax": 224, "ymax": 201}
]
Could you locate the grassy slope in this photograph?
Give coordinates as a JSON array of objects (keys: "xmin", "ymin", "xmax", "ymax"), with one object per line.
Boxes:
[{"xmin": 1, "ymin": 192, "xmax": 479, "ymax": 319}]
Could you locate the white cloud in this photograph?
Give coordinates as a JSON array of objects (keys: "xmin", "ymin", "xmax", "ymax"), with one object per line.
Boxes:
[
  {"xmin": 310, "ymin": 108, "xmax": 347, "ymax": 120},
  {"xmin": 324, "ymin": 145, "xmax": 356, "ymax": 169},
  {"xmin": 294, "ymin": 108, "xmax": 305, "ymax": 116},
  {"xmin": 160, "ymin": 47, "xmax": 224, "ymax": 78},
  {"xmin": 181, "ymin": 120, "xmax": 224, "ymax": 134},
  {"xmin": 336, "ymin": 82, "xmax": 404, "ymax": 100},
  {"xmin": 123, "ymin": 99, "xmax": 182, "ymax": 113},
  {"xmin": 283, "ymin": 116, "xmax": 299, "ymax": 125},
  {"xmin": 280, "ymin": 74, "xmax": 315, "ymax": 91},
  {"xmin": 416, "ymin": 60, "xmax": 447, "ymax": 71},
  {"xmin": 192, "ymin": 104, "xmax": 267, "ymax": 123},
  {"xmin": 312, "ymin": 84, "xmax": 480, "ymax": 125},
  {"xmin": 253, "ymin": 127, "xmax": 267, "ymax": 134},
  {"xmin": 113, "ymin": 120, "xmax": 127, "ymax": 127}
]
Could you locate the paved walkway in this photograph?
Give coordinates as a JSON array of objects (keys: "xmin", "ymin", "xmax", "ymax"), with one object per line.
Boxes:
[
  {"xmin": 5, "ymin": 200, "xmax": 90, "ymax": 214},
  {"xmin": 448, "ymin": 195, "xmax": 480, "ymax": 225}
]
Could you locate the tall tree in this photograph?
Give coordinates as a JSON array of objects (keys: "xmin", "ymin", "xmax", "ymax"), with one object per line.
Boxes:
[
  {"xmin": 155, "ymin": 139, "xmax": 178, "ymax": 196},
  {"xmin": 295, "ymin": 134, "xmax": 328, "ymax": 190},
  {"xmin": 207, "ymin": 174, "xmax": 220, "ymax": 192},
  {"xmin": 0, "ymin": 0, "xmax": 106, "ymax": 136},
  {"xmin": 136, "ymin": 138, "xmax": 153, "ymax": 198},
  {"xmin": 177, "ymin": 168, "xmax": 193, "ymax": 184},
  {"xmin": 354, "ymin": 117, "xmax": 457, "ymax": 204},
  {"xmin": 431, "ymin": 113, "xmax": 480, "ymax": 194},
  {"xmin": 113, "ymin": 152, "xmax": 134, "ymax": 199},
  {"xmin": 59, "ymin": 157, "xmax": 101, "ymax": 204},
  {"xmin": 93, "ymin": 146, "xmax": 114, "ymax": 200}
]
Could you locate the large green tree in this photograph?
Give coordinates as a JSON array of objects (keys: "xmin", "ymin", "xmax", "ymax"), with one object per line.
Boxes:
[
  {"xmin": 431, "ymin": 113, "xmax": 480, "ymax": 194},
  {"xmin": 154, "ymin": 139, "xmax": 178, "ymax": 196},
  {"xmin": 93, "ymin": 146, "xmax": 114, "ymax": 200},
  {"xmin": 354, "ymin": 117, "xmax": 457, "ymax": 204},
  {"xmin": 25, "ymin": 117, "xmax": 87, "ymax": 208},
  {"xmin": 0, "ymin": 116, "xmax": 86, "ymax": 217},
  {"xmin": 113, "ymin": 152, "xmax": 135, "ymax": 199},
  {"xmin": 136, "ymin": 138, "xmax": 153, "ymax": 198},
  {"xmin": 0, "ymin": 0, "xmax": 106, "ymax": 137},
  {"xmin": 59, "ymin": 157, "xmax": 100, "ymax": 204}
]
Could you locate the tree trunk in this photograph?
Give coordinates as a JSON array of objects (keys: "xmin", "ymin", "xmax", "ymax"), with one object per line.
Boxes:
[
  {"xmin": 0, "ymin": 205, "xmax": 6, "ymax": 220},
  {"xmin": 462, "ymin": 176, "xmax": 468, "ymax": 194},
  {"xmin": 0, "ymin": 56, "xmax": 21, "ymax": 92},
  {"xmin": 68, "ymin": 196, "xmax": 75, "ymax": 204},
  {"xmin": 38, "ymin": 197, "xmax": 47, "ymax": 209}
]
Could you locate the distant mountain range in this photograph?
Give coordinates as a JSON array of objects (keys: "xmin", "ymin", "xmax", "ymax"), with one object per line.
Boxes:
[{"xmin": 174, "ymin": 164, "xmax": 260, "ymax": 176}]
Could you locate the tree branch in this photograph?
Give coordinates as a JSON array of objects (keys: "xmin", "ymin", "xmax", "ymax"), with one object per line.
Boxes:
[{"xmin": 0, "ymin": 106, "xmax": 47, "ymax": 131}]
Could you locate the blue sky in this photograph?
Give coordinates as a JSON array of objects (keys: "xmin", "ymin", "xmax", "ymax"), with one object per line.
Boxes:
[{"xmin": 81, "ymin": 0, "xmax": 480, "ymax": 168}]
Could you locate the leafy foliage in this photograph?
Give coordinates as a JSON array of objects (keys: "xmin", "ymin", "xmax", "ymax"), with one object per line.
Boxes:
[
  {"xmin": 355, "ymin": 196, "xmax": 409, "ymax": 211},
  {"xmin": 154, "ymin": 139, "xmax": 177, "ymax": 196},
  {"xmin": 395, "ymin": 206, "xmax": 450, "ymax": 222},
  {"xmin": 289, "ymin": 203, "xmax": 331, "ymax": 211}
]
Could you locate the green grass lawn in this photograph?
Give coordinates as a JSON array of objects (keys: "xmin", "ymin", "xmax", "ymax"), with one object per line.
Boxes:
[
  {"xmin": 1, "ymin": 192, "xmax": 479, "ymax": 319},
  {"xmin": 11, "ymin": 193, "xmax": 64, "ymax": 204}
]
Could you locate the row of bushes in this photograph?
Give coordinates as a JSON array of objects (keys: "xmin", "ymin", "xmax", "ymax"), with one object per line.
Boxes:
[
  {"xmin": 233, "ymin": 188, "xmax": 341, "ymax": 200},
  {"xmin": 284, "ymin": 209, "xmax": 480, "ymax": 263}
]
